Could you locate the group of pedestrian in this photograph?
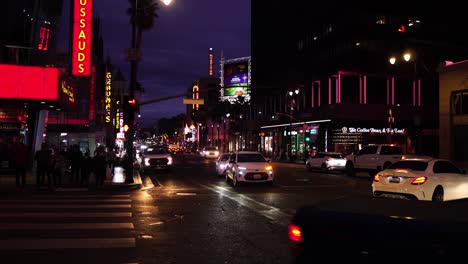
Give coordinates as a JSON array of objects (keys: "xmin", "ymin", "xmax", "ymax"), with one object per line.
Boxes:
[{"xmin": 11, "ymin": 142, "xmax": 117, "ymax": 191}]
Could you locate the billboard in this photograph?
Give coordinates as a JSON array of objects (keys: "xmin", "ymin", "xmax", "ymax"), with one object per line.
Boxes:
[
  {"xmin": 72, "ymin": 0, "xmax": 92, "ymax": 76},
  {"xmin": 220, "ymin": 57, "xmax": 251, "ymax": 103}
]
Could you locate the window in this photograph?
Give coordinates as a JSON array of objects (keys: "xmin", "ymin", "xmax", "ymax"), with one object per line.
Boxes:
[
  {"xmin": 433, "ymin": 161, "xmax": 462, "ymax": 174},
  {"xmin": 237, "ymin": 154, "xmax": 266, "ymax": 163},
  {"xmin": 357, "ymin": 146, "xmax": 378, "ymax": 155},
  {"xmin": 380, "ymin": 146, "xmax": 403, "ymax": 155},
  {"xmin": 451, "ymin": 90, "xmax": 468, "ymax": 115},
  {"xmin": 388, "ymin": 161, "xmax": 428, "ymax": 171}
]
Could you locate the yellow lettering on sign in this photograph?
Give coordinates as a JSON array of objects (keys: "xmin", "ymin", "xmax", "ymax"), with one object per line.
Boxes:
[
  {"xmin": 78, "ymin": 30, "xmax": 86, "ymax": 39},
  {"xmin": 80, "ymin": 7, "xmax": 86, "ymax": 17},
  {"xmin": 78, "ymin": 53, "xmax": 85, "ymax": 61}
]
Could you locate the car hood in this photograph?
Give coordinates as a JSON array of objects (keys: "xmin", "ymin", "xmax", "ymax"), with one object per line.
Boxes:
[{"xmin": 237, "ymin": 162, "xmax": 270, "ymax": 170}]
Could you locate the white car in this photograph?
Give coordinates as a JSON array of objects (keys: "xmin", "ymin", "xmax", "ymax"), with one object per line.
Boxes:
[
  {"xmin": 372, "ymin": 158, "xmax": 468, "ymax": 201},
  {"xmin": 142, "ymin": 146, "xmax": 173, "ymax": 172},
  {"xmin": 306, "ymin": 152, "xmax": 346, "ymax": 172},
  {"xmin": 201, "ymin": 146, "xmax": 220, "ymax": 159},
  {"xmin": 215, "ymin": 153, "xmax": 231, "ymax": 176},
  {"xmin": 225, "ymin": 151, "xmax": 274, "ymax": 187}
]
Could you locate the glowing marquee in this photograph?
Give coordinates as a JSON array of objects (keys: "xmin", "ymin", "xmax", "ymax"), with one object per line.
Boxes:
[
  {"xmin": 105, "ymin": 72, "xmax": 112, "ymax": 123},
  {"xmin": 209, "ymin": 53, "xmax": 214, "ymax": 76},
  {"xmin": 72, "ymin": 0, "xmax": 92, "ymax": 76}
]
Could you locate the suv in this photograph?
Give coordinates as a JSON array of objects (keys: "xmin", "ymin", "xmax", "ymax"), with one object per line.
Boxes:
[
  {"xmin": 345, "ymin": 144, "xmax": 404, "ymax": 177},
  {"xmin": 225, "ymin": 151, "xmax": 274, "ymax": 187},
  {"xmin": 142, "ymin": 146, "xmax": 173, "ymax": 172}
]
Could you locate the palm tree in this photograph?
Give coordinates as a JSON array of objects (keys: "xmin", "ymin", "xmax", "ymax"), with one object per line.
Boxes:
[{"xmin": 124, "ymin": 0, "xmax": 159, "ymax": 183}]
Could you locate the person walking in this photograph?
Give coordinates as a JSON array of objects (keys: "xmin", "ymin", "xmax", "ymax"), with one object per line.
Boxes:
[
  {"xmin": 106, "ymin": 147, "xmax": 116, "ymax": 176},
  {"xmin": 35, "ymin": 143, "xmax": 50, "ymax": 187},
  {"xmin": 53, "ymin": 149, "xmax": 66, "ymax": 188},
  {"xmin": 93, "ymin": 147, "xmax": 107, "ymax": 189},
  {"xmin": 80, "ymin": 152, "xmax": 93, "ymax": 187},
  {"xmin": 69, "ymin": 144, "xmax": 82, "ymax": 184},
  {"xmin": 14, "ymin": 142, "xmax": 28, "ymax": 191}
]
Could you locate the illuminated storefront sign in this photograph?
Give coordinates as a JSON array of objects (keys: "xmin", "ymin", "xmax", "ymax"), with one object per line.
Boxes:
[
  {"xmin": 341, "ymin": 127, "xmax": 405, "ymax": 134},
  {"xmin": 61, "ymin": 80, "xmax": 75, "ymax": 104},
  {"xmin": 38, "ymin": 27, "xmax": 51, "ymax": 51},
  {"xmin": 115, "ymin": 101, "xmax": 120, "ymax": 129},
  {"xmin": 105, "ymin": 72, "xmax": 112, "ymax": 123},
  {"xmin": 72, "ymin": 0, "xmax": 92, "ymax": 76}
]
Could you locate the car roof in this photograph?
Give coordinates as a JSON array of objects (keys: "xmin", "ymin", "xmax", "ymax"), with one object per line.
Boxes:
[
  {"xmin": 235, "ymin": 151, "xmax": 263, "ymax": 154},
  {"xmin": 318, "ymin": 152, "xmax": 343, "ymax": 155}
]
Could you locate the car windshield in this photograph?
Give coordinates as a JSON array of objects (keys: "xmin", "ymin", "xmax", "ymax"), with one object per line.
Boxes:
[
  {"xmin": 145, "ymin": 148, "xmax": 167, "ymax": 155},
  {"xmin": 387, "ymin": 160, "xmax": 428, "ymax": 171},
  {"xmin": 220, "ymin": 154, "xmax": 230, "ymax": 161},
  {"xmin": 237, "ymin": 154, "xmax": 266, "ymax": 163},
  {"xmin": 204, "ymin": 147, "xmax": 217, "ymax": 151}
]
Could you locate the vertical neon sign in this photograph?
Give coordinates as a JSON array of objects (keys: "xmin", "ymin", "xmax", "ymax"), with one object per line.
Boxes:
[
  {"xmin": 72, "ymin": 0, "xmax": 92, "ymax": 76},
  {"xmin": 209, "ymin": 48, "xmax": 214, "ymax": 76},
  {"xmin": 105, "ymin": 72, "xmax": 112, "ymax": 123}
]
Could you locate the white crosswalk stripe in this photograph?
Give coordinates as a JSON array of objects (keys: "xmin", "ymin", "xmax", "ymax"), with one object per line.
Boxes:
[{"xmin": 0, "ymin": 192, "xmax": 136, "ymax": 251}]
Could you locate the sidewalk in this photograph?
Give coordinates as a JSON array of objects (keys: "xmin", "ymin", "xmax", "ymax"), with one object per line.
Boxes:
[{"xmin": 0, "ymin": 166, "xmax": 143, "ymax": 192}]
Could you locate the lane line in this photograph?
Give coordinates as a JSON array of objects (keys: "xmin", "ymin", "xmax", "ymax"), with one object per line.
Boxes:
[
  {"xmin": 198, "ymin": 183, "xmax": 292, "ymax": 226},
  {"xmin": 0, "ymin": 212, "xmax": 132, "ymax": 218},
  {"xmin": 0, "ymin": 204, "xmax": 131, "ymax": 209},
  {"xmin": 0, "ymin": 223, "xmax": 134, "ymax": 230},
  {"xmin": 0, "ymin": 238, "xmax": 136, "ymax": 250}
]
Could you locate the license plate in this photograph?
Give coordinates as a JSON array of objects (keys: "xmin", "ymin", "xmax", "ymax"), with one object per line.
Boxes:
[
  {"xmin": 253, "ymin": 174, "xmax": 262, "ymax": 179},
  {"xmin": 389, "ymin": 176, "xmax": 400, "ymax": 183}
]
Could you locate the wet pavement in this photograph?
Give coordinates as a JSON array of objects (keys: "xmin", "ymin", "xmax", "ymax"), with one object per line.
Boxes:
[{"xmin": 0, "ymin": 153, "xmax": 375, "ymax": 263}]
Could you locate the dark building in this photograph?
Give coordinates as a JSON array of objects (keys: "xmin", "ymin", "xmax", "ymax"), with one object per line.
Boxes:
[{"xmin": 252, "ymin": 1, "xmax": 468, "ymax": 159}]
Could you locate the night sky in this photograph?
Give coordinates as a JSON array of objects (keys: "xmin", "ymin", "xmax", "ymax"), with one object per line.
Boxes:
[{"xmin": 60, "ymin": 0, "xmax": 251, "ymax": 127}]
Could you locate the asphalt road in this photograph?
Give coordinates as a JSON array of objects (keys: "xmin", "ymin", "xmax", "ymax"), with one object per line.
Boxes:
[{"xmin": 0, "ymin": 154, "xmax": 375, "ymax": 264}]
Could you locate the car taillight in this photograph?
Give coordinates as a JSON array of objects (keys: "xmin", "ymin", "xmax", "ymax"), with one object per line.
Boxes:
[
  {"xmin": 411, "ymin": 176, "xmax": 427, "ymax": 185},
  {"xmin": 373, "ymin": 174, "xmax": 380, "ymax": 182},
  {"xmin": 288, "ymin": 224, "xmax": 302, "ymax": 242}
]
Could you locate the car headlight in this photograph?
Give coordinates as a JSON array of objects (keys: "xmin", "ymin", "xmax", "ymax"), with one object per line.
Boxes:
[
  {"xmin": 167, "ymin": 157, "xmax": 173, "ymax": 165},
  {"xmin": 238, "ymin": 167, "xmax": 247, "ymax": 170},
  {"xmin": 220, "ymin": 164, "xmax": 226, "ymax": 169},
  {"xmin": 214, "ymin": 151, "xmax": 219, "ymax": 156},
  {"xmin": 144, "ymin": 158, "xmax": 150, "ymax": 166}
]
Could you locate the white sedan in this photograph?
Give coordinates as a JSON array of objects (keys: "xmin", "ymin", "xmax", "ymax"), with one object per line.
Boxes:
[
  {"xmin": 305, "ymin": 152, "xmax": 346, "ymax": 172},
  {"xmin": 372, "ymin": 158, "xmax": 468, "ymax": 201},
  {"xmin": 225, "ymin": 151, "xmax": 274, "ymax": 187},
  {"xmin": 215, "ymin": 153, "xmax": 231, "ymax": 176}
]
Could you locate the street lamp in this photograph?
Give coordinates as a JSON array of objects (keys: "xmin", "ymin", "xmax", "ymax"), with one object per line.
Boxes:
[
  {"xmin": 403, "ymin": 52, "xmax": 412, "ymax": 62},
  {"xmin": 161, "ymin": 0, "xmax": 173, "ymax": 5},
  {"xmin": 287, "ymin": 88, "xmax": 300, "ymax": 161},
  {"xmin": 389, "ymin": 57, "xmax": 396, "ymax": 65}
]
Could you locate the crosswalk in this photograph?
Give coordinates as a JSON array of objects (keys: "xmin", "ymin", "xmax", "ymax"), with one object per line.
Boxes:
[{"xmin": 0, "ymin": 192, "xmax": 137, "ymax": 255}]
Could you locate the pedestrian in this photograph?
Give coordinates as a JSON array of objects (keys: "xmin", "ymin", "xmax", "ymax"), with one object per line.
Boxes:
[
  {"xmin": 106, "ymin": 147, "xmax": 116, "ymax": 175},
  {"xmin": 35, "ymin": 143, "xmax": 50, "ymax": 186},
  {"xmin": 53, "ymin": 149, "xmax": 66, "ymax": 188},
  {"xmin": 70, "ymin": 144, "xmax": 82, "ymax": 183},
  {"xmin": 93, "ymin": 147, "xmax": 107, "ymax": 189},
  {"xmin": 14, "ymin": 142, "xmax": 28, "ymax": 191},
  {"xmin": 47, "ymin": 148, "xmax": 56, "ymax": 188},
  {"xmin": 80, "ymin": 152, "xmax": 93, "ymax": 187}
]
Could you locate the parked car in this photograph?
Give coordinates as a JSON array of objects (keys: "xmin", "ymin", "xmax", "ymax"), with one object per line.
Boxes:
[
  {"xmin": 373, "ymin": 157, "xmax": 468, "ymax": 201},
  {"xmin": 215, "ymin": 153, "xmax": 231, "ymax": 176},
  {"xmin": 225, "ymin": 151, "xmax": 274, "ymax": 187},
  {"xmin": 141, "ymin": 146, "xmax": 173, "ymax": 172},
  {"xmin": 305, "ymin": 152, "xmax": 346, "ymax": 172},
  {"xmin": 201, "ymin": 146, "xmax": 219, "ymax": 159}
]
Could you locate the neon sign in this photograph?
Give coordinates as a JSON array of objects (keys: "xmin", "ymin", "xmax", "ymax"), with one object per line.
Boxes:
[
  {"xmin": 61, "ymin": 80, "xmax": 75, "ymax": 103},
  {"xmin": 38, "ymin": 27, "xmax": 51, "ymax": 51},
  {"xmin": 341, "ymin": 127, "xmax": 405, "ymax": 134},
  {"xmin": 105, "ymin": 72, "xmax": 112, "ymax": 123},
  {"xmin": 209, "ymin": 53, "xmax": 214, "ymax": 76},
  {"xmin": 72, "ymin": 0, "xmax": 92, "ymax": 76}
]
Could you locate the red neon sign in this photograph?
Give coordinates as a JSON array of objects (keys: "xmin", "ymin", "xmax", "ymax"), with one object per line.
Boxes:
[
  {"xmin": 38, "ymin": 27, "xmax": 51, "ymax": 51},
  {"xmin": 0, "ymin": 64, "xmax": 58, "ymax": 100},
  {"xmin": 72, "ymin": 0, "xmax": 93, "ymax": 76}
]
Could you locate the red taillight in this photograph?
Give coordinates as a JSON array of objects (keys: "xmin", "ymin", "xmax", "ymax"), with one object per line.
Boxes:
[
  {"xmin": 411, "ymin": 176, "xmax": 427, "ymax": 185},
  {"xmin": 288, "ymin": 224, "xmax": 302, "ymax": 242},
  {"xmin": 373, "ymin": 174, "xmax": 380, "ymax": 182}
]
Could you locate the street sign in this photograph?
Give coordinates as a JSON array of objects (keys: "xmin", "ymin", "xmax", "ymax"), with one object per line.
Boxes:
[{"xmin": 183, "ymin": 98, "xmax": 204, "ymax": 105}]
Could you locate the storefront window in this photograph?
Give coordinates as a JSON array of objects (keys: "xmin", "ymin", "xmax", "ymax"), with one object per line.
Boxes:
[{"xmin": 451, "ymin": 89, "xmax": 468, "ymax": 115}]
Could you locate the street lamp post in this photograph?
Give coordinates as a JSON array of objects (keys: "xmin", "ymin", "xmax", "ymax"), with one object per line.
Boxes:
[{"xmin": 287, "ymin": 89, "xmax": 300, "ymax": 161}]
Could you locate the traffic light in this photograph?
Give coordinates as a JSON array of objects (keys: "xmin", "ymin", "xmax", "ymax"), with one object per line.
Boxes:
[
  {"xmin": 123, "ymin": 96, "xmax": 137, "ymax": 129},
  {"xmin": 271, "ymin": 113, "xmax": 279, "ymax": 121},
  {"xmin": 305, "ymin": 136, "xmax": 311, "ymax": 142}
]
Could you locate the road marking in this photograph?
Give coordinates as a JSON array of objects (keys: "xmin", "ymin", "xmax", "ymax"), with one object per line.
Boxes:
[
  {"xmin": 277, "ymin": 182, "xmax": 355, "ymax": 188},
  {"xmin": 198, "ymin": 183, "xmax": 292, "ymax": 226},
  {"xmin": 0, "ymin": 223, "xmax": 134, "ymax": 230},
  {"xmin": 152, "ymin": 177, "xmax": 164, "ymax": 187},
  {"xmin": 175, "ymin": 192, "xmax": 197, "ymax": 196},
  {"xmin": 0, "ymin": 212, "xmax": 132, "ymax": 218},
  {"xmin": 295, "ymin": 178, "xmax": 310, "ymax": 182},
  {"xmin": 0, "ymin": 238, "xmax": 136, "ymax": 250},
  {"xmin": 0, "ymin": 204, "xmax": 131, "ymax": 209},
  {"xmin": 1, "ymin": 199, "xmax": 132, "ymax": 203}
]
